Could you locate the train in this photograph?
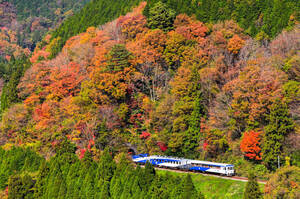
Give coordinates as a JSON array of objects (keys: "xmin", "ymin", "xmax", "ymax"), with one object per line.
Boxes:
[{"xmin": 132, "ymin": 154, "xmax": 235, "ymax": 176}]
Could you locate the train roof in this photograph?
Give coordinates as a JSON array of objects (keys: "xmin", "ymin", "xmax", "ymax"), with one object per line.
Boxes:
[{"xmin": 149, "ymin": 155, "xmax": 190, "ymax": 162}]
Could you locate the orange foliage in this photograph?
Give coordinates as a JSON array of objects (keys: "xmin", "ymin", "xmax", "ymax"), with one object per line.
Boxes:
[
  {"xmin": 47, "ymin": 62, "xmax": 86, "ymax": 100},
  {"xmin": 174, "ymin": 14, "xmax": 193, "ymax": 28},
  {"xmin": 85, "ymin": 66, "xmax": 133, "ymax": 104},
  {"xmin": 127, "ymin": 29, "xmax": 166, "ymax": 64},
  {"xmin": 80, "ymin": 27, "xmax": 96, "ymax": 44},
  {"xmin": 30, "ymin": 48, "xmax": 50, "ymax": 63},
  {"xmin": 3, "ymin": 2, "xmax": 296, "ymax": 158},
  {"xmin": 240, "ymin": 130, "xmax": 262, "ymax": 160},
  {"xmin": 223, "ymin": 59, "xmax": 286, "ymax": 129},
  {"xmin": 33, "ymin": 101, "xmax": 57, "ymax": 130},
  {"xmin": 0, "ymin": 28, "xmax": 30, "ymax": 59},
  {"xmin": 118, "ymin": 14, "xmax": 148, "ymax": 40},
  {"xmin": 227, "ymin": 34, "xmax": 245, "ymax": 54},
  {"xmin": 18, "ymin": 62, "xmax": 52, "ymax": 99},
  {"xmin": 170, "ymin": 66, "xmax": 192, "ymax": 98},
  {"xmin": 175, "ymin": 14, "xmax": 208, "ymax": 43}
]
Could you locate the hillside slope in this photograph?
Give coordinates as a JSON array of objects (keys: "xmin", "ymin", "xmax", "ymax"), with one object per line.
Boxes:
[
  {"xmin": 0, "ymin": 0, "xmax": 90, "ymax": 55},
  {"xmin": 0, "ymin": 1, "xmax": 299, "ymax": 198},
  {"xmin": 50, "ymin": 0, "xmax": 300, "ymax": 57}
]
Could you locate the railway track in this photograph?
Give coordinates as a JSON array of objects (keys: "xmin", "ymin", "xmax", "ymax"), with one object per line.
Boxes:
[{"xmin": 140, "ymin": 165, "xmax": 267, "ymax": 184}]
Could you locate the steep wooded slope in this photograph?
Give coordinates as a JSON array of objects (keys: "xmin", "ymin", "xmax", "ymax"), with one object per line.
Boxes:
[
  {"xmin": 0, "ymin": 0, "xmax": 90, "ymax": 53},
  {"xmin": 50, "ymin": 0, "xmax": 300, "ymax": 57}
]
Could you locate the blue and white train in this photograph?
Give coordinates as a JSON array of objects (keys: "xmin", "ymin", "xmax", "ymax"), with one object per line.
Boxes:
[{"xmin": 132, "ymin": 154, "xmax": 235, "ymax": 176}]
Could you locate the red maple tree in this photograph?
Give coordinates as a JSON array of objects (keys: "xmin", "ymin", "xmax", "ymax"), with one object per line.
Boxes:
[{"xmin": 240, "ymin": 130, "xmax": 262, "ymax": 160}]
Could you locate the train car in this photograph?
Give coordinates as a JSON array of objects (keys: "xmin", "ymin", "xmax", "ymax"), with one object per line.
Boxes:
[
  {"xmin": 187, "ymin": 159, "xmax": 234, "ymax": 176},
  {"xmin": 132, "ymin": 154, "xmax": 189, "ymax": 169},
  {"xmin": 132, "ymin": 154, "xmax": 235, "ymax": 176}
]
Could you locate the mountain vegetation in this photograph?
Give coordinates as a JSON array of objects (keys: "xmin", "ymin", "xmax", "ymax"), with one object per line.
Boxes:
[
  {"xmin": 243, "ymin": 173, "xmax": 262, "ymax": 199},
  {"xmin": 0, "ymin": 0, "xmax": 90, "ymax": 58},
  {"xmin": 49, "ymin": 0, "xmax": 300, "ymax": 57},
  {"xmin": 1, "ymin": 144, "xmax": 203, "ymax": 199},
  {"xmin": 0, "ymin": 0, "xmax": 299, "ymax": 198}
]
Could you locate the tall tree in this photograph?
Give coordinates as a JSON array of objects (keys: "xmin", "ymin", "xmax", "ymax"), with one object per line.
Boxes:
[
  {"xmin": 182, "ymin": 174, "xmax": 204, "ymax": 199},
  {"xmin": 147, "ymin": 1, "xmax": 176, "ymax": 32},
  {"xmin": 240, "ymin": 130, "xmax": 262, "ymax": 161},
  {"xmin": 243, "ymin": 172, "xmax": 262, "ymax": 199},
  {"xmin": 262, "ymin": 99, "xmax": 294, "ymax": 171},
  {"xmin": 107, "ymin": 44, "xmax": 132, "ymax": 72}
]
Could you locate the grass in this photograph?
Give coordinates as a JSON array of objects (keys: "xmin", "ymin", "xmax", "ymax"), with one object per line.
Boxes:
[{"xmin": 156, "ymin": 170, "xmax": 265, "ymax": 199}]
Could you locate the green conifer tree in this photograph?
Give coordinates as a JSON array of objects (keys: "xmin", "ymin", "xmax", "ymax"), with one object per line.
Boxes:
[
  {"xmin": 181, "ymin": 174, "xmax": 203, "ymax": 199},
  {"xmin": 96, "ymin": 148, "xmax": 116, "ymax": 182},
  {"xmin": 262, "ymin": 100, "xmax": 294, "ymax": 171},
  {"xmin": 8, "ymin": 174, "xmax": 35, "ymax": 199},
  {"xmin": 8, "ymin": 175, "xmax": 23, "ymax": 199},
  {"xmin": 100, "ymin": 180, "xmax": 111, "ymax": 199},
  {"xmin": 107, "ymin": 44, "xmax": 132, "ymax": 72},
  {"xmin": 243, "ymin": 172, "xmax": 262, "ymax": 199},
  {"xmin": 183, "ymin": 92, "xmax": 206, "ymax": 157},
  {"xmin": 140, "ymin": 161, "xmax": 155, "ymax": 190},
  {"xmin": 147, "ymin": 1, "xmax": 176, "ymax": 31},
  {"xmin": 33, "ymin": 162, "xmax": 48, "ymax": 198}
]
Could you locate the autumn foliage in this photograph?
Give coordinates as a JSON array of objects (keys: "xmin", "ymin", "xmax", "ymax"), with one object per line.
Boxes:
[
  {"xmin": 0, "ymin": 1, "xmax": 298, "ymax": 168},
  {"xmin": 240, "ymin": 131, "xmax": 262, "ymax": 161}
]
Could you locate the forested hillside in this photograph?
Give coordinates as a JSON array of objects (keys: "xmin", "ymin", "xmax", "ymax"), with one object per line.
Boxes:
[
  {"xmin": 1, "ymin": 143, "xmax": 205, "ymax": 199},
  {"xmin": 49, "ymin": 0, "xmax": 142, "ymax": 58},
  {"xmin": 49, "ymin": 0, "xmax": 300, "ymax": 57},
  {"xmin": 0, "ymin": 1, "xmax": 299, "ymax": 198},
  {"xmin": 144, "ymin": 0, "xmax": 300, "ymax": 37},
  {"xmin": 0, "ymin": 0, "xmax": 90, "ymax": 57}
]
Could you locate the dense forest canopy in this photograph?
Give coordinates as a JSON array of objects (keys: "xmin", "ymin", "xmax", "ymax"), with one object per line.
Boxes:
[
  {"xmin": 3, "ymin": 0, "xmax": 90, "ymax": 21},
  {"xmin": 0, "ymin": 0, "xmax": 90, "ymax": 56},
  {"xmin": 1, "ymin": 145, "xmax": 205, "ymax": 199},
  {"xmin": 0, "ymin": 0, "xmax": 299, "ymax": 198},
  {"xmin": 49, "ymin": 0, "xmax": 300, "ymax": 57}
]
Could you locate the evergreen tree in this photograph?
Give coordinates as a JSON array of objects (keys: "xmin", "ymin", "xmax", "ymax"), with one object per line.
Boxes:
[
  {"xmin": 181, "ymin": 174, "xmax": 203, "ymax": 199},
  {"xmin": 57, "ymin": 179, "xmax": 67, "ymax": 199},
  {"xmin": 22, "ymin": 174, "xmax": 35, "ymax": 199},
  {"xmin": 0, "ymin": 57, "xmax": 30, "ymax": 114},
  {"xmin": 8, "ymin": 175, "xmax": 23, "ymax": 199},
  {"xmin": 142, "ymin": 161, "xmax": 156, "ymax": 189},
  {"xmin": 107, "ymin": 44, "xmax": 132, "ymax": 72},
  {"xmin": 262, "ymin": 100, "xmax": 294, "ymax": 171},
  {"xmin": 96, "ymin": 148, "xmax": 116, "ymax": 182},
  {"xmin": 33, "ymin": 161, "xmax": 49, "ymax": 198},
  {"xmin": 8, "ymin": 174, "xmax": 34, "ymax": 199},
  {"xmin": 243, "ymin": 173, "xmax": 262, "ymax": 199},
  {"xmin": 147, "ymin": 1, "xmax": 176, "ymax": 31},
  {"xmin": 100, "ymin": 180, "xmax": 111, "ymax": 199},
  {"xmin": 183, "ymin": 92, "xmax": 206, "ymax": 157},
  {"xmin": 110, "ymin": 177, "xmax": 123, "ymax": 199}
]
